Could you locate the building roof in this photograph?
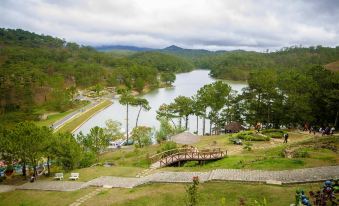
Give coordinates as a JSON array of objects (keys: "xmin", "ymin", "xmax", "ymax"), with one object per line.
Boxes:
[{"xmin": 225, "ymin": 121, "xmax": 245, "ymax": 131}]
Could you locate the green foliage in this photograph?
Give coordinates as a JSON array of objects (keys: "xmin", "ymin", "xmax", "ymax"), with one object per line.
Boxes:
[
  {"xmin": 159, "ymin": 141, "xmax": 178, "ymax": 154},
  {"xmin": 131, "ymin": 126, "xmax": 152, "ymax": 148},
  {"xmin": 156, "ymin": 118, "xmax": 175, "ymax": 143},
  {"xmin": 160, "ymin": 72, "xmax": 176, "ymax": 85},
  {"xmin": 51, "ymin": 132, "xmax": 83, "ymax": 171},
  {"xmin": 186, "ymin": 176, "xmax": 199, "ymax": 206},
  {"xmin": 202, "ymin": 46, "xmax": 339, "ymax": 81},
  {"xmin": 233, "ymin": 131, "xmax": 270, "ymax": 141},
  {"xmin": 130, "ymin": 51, "xmax": 194, "ymax": 73},
  {"xmin": 243, "ymin": 142, "xmax": 253, "ymax": 151},
  {"xmin": 77, "ymin": 126, "xmax": 110, "ymax": 160},
  {"xmin": 293, "ymin": 150, "xmax": 310, "ymax": 158},
  {"xmin": 104, "ymin": 119, "xmax": 124, "ymax": 141},
  {"xmin": 79, "ymin": 151, "xmax": 97, "ymax": 168},
  {"xmin": 0, "ymin": 29, "xmax": 187, "ymax": 125}
]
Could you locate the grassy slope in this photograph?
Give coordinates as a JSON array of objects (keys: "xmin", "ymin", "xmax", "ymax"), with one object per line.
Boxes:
[
  {"xmin": 159, "ymin": 134, "xmax": 338, "ymax": 172},
  {"xmin": 0, "ymin": 182, "xmax": 322, "ymax": 206},
  {"xmin": 56, "ymin": 100, "xmax": 112, "ymax": 133}
]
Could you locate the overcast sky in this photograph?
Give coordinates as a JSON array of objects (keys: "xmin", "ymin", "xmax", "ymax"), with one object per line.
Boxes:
[{"xmin": 1, "ymin": 0, "xmax": 339, "ymax": 51}]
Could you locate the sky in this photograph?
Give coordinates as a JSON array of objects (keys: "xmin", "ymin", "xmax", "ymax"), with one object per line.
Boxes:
[{"xmin": 1, "ymin": 0, "xmax": 339, "ymax": 51}]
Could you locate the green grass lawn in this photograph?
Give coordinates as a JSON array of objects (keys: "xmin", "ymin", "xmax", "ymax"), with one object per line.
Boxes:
[
  {"xmin": 158, "ymin": 135, "xmax": 338, "ymax": 172},
  {"xmin": 94, "ymin": 182, "xmax": 319, "ymax": 206},
  {"xmin": 60, "ymin": 166, "xmax": 143, "ymax": 181},
  {"xmin": 57, "ymin": 100, "xmax": 112, "ymax": 133},
  {"xmin": 0, "ymin": 182, "xmax": 322, "ymax": 206},
  {"xmin": 100, "ymin": 145, "xmax": 162, "ymax": 168},
  {"xmin": 0, "ymin": 188, "xmax": 94, "ymax": 206}
]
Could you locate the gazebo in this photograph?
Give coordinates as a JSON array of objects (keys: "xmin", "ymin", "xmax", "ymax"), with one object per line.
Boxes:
[{"xmin": 224, "ymin": 121, "xmax": 245, "ymax": 133}]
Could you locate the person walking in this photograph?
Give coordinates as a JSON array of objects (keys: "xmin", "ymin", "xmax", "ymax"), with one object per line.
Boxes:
[
  {"xmin": 283, "ymin": 133, "xmax": 289, "ymax": 143},
  {"xmin": 330, "ymin": 127, "xmax": 335, "ymax": 135}
]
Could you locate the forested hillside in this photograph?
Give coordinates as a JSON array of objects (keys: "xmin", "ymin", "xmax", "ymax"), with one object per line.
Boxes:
[
  {"xmin": 0, "ymin": 29, "xmax": 193, "ymax": 125},
  {"xmin": 196, "ymin": 46, "xmax": 339, "ymax": 80}
]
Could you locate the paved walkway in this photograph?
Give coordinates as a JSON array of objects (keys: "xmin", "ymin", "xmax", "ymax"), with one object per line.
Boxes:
[
  {"xmin": 0, "ymin": 185, "xmax": 16, "ymax": 193},
  {"xmin": 2, "ymin": 166, "xmax": 338, "ymax": 193},
  {"xmin": 16, "ymin": 180, "xmax": 85, "ymax": 191},
  {"xmin": 84, "ymin": 166, "xmax": 339, "ymax": 189}
]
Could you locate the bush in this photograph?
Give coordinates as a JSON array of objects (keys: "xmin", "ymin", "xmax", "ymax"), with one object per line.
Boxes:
[
  {"xmin": 160, "ymin": 141, "xmax": 177, "ymax": 152},
  {"xmin": 293, "ymin": 150, "xmax": 310, "ymax": 158},
  {"xmin": 158, "ymin": 141, "xmax": 178, "ymax": 156},
  {"xmin": 265, "ymin": 132, "xmax": 284, "ymax": 139},
  {"xmin": 262, "ymin": 129, "xmax": 287, "ymax": 138},
  {"xmin": 79, "ymin": 151, "xmax": 96, "ymax": 168},
  {"xmin": 243, "ymin": 142, "xmax": 253, "ymax": 151},
  {"xmin": 233, "ymin": 131, "xmax": 270, "ymax": 141}
]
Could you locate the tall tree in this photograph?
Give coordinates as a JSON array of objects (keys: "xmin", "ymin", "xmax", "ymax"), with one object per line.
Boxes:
[
  {"xmin": 119, "ymin": 90, "xmax": 135, "ymax": 142},
  {"xmin": 10, "ymin": 122, "xmax": 52, "ymax": 178},
  {"xmin": 132, "ymin": 97, "xmax": 151, "ymax": 127},
  {"xmin": 172, "ymin": 96, "xmax": 194, "ymax": 130},
  {"xmin": 78, "ymin": 126, "xmax": 110, "ymax": 161}
]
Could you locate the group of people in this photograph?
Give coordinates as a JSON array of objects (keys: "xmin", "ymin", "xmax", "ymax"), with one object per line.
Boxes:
[{"xmin": 308, "ymin": 126, "xmax": 335, "ymax": 136}]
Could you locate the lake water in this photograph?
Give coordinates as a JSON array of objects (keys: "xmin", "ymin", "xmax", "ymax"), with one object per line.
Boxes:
[{"xmin": 75, "ymin": 70, "xmax": 247, "ymax": 135}]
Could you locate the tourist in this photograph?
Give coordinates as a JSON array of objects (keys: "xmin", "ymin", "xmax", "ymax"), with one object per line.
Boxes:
[
  {"xmin": 324, "ymin": 127, "xmax": 330, "ymax": 136},
  {"xmin": 30, "ymin": 174, "xmax": 36, "ymax": 183},
  {"xmin": 330, "ymin": 127, "xmax": 335, "ymax": 135},
  {"xmin": 283, "ymin": 133, "xmax": 289, "ymax": 143}
]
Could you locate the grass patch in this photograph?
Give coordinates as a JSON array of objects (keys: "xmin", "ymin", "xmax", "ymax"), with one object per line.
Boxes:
[
  {"xmin": 232, "ymin": 131, "xmax": 270, "ymax": 141},
  {"xmin": 100, "ymin": 145, "xmax": 161, "ymax": 168},
  {"xmin": 58, "ymin": 166, "xmax": 143, "ymax": 181},
  {"xmin": 0, "ymin": 188, "xmax": 93, "ymax": 206},
  {"xmin": 82, "ymin": 182, "xmax": 321, "ymax": 206},
  {"xmin": 57, "ymin": 100, "xmax": 112, "ymax": 133}
]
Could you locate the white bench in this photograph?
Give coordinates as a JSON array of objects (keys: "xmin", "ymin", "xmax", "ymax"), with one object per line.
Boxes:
[
  {"xmin": 54, "ymin": 173, "xmax": 63, "ymax": 180},
  {"xmin": 69, "ymin": 173, "xmax": 79, "ymax": 180}
]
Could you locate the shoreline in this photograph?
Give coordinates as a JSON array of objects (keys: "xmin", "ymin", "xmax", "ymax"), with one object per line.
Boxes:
[
  {"xmin": 70, "ymin": 100, "xmax": 113, "ymax": 134},
  {"xmin": 55, "ymin": 100, "xmax": 113, "ymax": 133}
]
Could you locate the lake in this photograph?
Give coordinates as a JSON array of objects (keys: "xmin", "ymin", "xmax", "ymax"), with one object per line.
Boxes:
[{"xmin": 75, "ymin": 69, "xmax": 247, "ymax": 135}]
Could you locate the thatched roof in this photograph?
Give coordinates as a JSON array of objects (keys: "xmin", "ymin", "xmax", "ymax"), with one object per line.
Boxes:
[
  {"xmin": 225, "ymin": 121, "xmax": 245, "ymax": 131},
  {"xmin": 170, "ymin": 132, "xmax": 201, "ymax": 144}
]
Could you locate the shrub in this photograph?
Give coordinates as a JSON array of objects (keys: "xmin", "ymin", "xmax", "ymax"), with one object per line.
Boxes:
[
  {"xmin": 243, "ymin": 142, "xmax": 253, "ymax": 151},
  {"xmin": 293, "ymin": 150, "xmax": 310, "ymax": 158},
  {"xmin": 233, "ymin": 131, "xmax": 270, "ymax": 141},
  {"xmin": 79, "ymin": 151, "xmax": 96, "ymax": 168},
  {"xmin": 160, "ymin": 141, "xmax": 177, "ymax": 152},
  {"xmin": 186, "ymin": 176, "xmax": 199, "ymax": 206},
  {"xmin": 265, "ymin": 132, "xmax": 284, "ymax": 138},
  {"xmin": 157, "ymin": 141, "xmax": 178, "ymax": 157},
  {"xmin": 262, "ymin": 129, "xmax": 287, "ymax": 138}
]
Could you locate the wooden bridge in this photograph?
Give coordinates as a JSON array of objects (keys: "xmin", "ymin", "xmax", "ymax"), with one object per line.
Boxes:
[{"xmin": 149, "ymin": 148, "xmax": 227, "ymax": 168}]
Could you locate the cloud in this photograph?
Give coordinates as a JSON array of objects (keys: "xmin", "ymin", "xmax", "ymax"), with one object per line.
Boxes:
[{"xmin": 0, "ymin": 0, "xmax": 338, "ymax": 51}]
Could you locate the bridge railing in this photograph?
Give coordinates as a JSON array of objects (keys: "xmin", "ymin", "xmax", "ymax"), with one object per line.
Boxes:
[
  {"xmin": 149, "ymin": 148, "xmax": 227, "ymax": 167},
  {"xmin": 149, "ymin": 147, "xmax": 195, "ymax": 163}
]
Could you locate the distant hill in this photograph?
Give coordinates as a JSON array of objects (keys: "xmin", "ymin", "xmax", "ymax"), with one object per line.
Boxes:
[
  {"xmin": 95, "ymin": 45, "xmax": 154, "ymax": 52},
  {"xmin": 325, "ymin": 60, "xmax": 339, "ymax": 72}
]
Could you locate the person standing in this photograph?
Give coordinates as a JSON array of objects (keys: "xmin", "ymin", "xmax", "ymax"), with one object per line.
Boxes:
[
  {"xmin": 283, "ymin": 133, "xmax": 289, "ymax": 143},
  {"xmin": 330, "ymin": 127, "xmax": 335, "ymax": 135}
]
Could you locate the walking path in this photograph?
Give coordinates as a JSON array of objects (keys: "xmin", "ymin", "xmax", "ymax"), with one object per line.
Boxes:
[
  {"xmin": 2, "ymin": 165, "xmax": 336, "ymax": 194},
  {"xmin": 1, "ymin": 166, "xmax": 337, "ymax": 206}
]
